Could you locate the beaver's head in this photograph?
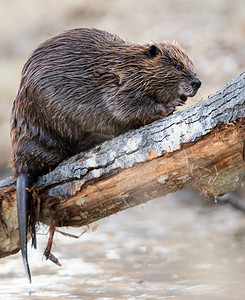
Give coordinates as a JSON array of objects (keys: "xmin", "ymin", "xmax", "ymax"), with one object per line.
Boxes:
[{"xmin": 144, "ymin": 41, "xmax": 201, "ymax": 104}]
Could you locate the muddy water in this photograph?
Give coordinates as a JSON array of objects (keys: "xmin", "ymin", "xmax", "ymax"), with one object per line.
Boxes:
[{"xmin": 1, "ymin": 192, "xmax": 245, "ymax": 299}]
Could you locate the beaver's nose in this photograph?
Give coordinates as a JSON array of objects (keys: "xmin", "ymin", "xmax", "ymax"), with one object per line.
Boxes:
[{"xmin": 191, "ymin": 77, "xmax": 202, "ymax": 90}]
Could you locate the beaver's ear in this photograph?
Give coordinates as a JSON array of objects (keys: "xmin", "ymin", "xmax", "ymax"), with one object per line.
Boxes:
[{"xmin": 147, "ymin": 44, "xmax": 160, "ymax": 59}]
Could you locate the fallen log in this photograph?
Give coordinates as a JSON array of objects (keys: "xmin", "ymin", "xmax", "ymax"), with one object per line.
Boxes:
[{"xmin": 0, "ymin": 72, "xmax": 245, "ymax": 258}]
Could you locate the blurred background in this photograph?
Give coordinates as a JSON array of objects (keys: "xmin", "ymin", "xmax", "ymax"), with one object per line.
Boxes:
[{"xmin": 0, "ymin": 0, "xmax": 245, "ymax": 299}]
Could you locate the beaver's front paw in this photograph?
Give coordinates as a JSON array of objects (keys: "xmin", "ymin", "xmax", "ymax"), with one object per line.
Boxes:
[{"xmin": 166, "ymin": 98, "xmax": 186, "ymax": 114}]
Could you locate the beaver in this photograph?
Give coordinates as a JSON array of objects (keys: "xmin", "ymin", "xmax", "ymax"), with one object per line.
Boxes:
[{"xmin": 10, "ymin": 27, "xmax": 201, "ymax": 282}]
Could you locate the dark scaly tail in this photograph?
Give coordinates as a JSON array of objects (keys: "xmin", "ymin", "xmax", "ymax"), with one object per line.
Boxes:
[{"xmin": 16, "ymin": 173, "xmax": 32, "ymax": 283}]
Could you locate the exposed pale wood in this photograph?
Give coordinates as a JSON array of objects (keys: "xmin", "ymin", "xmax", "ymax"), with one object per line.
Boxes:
[{"xmin": 0, "ymin": 72, "xmax": 245, "ymax": 258}]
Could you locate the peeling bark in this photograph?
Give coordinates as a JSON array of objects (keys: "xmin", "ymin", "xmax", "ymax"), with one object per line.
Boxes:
[{"xmin": 0, "ymin": 72, "xmax": 245, "ymax": 258}]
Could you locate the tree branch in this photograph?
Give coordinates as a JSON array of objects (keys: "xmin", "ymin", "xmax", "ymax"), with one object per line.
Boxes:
[{"xmin": 1, "ymin": 72, "xmax": 245, "ymax": 258}]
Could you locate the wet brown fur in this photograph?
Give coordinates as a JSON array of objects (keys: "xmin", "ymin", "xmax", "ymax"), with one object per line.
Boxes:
[{"xmin": 10, "ymin": 27, "xmax": 200, "ymax": 178}]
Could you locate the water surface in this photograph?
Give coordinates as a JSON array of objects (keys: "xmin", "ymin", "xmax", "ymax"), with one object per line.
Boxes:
[{"xmin": 1, "ymin": 192, "xmax": 245, "ymax": 299}]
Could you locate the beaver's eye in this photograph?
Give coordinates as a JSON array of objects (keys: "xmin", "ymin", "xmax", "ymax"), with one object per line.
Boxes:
[{"xmin": 176, "ymin": 65, "xmax": 182, "ymax": 71}]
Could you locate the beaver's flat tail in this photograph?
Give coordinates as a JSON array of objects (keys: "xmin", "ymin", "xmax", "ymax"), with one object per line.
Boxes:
[{"xmin": 16, "ymin": 173, "xmax": 32, "ymax": 283}]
